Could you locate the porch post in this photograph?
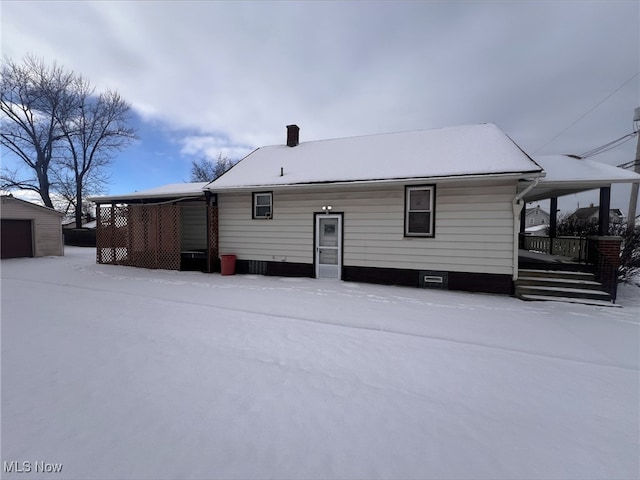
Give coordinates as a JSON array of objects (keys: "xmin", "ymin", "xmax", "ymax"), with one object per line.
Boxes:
[
  {"xmin": 549, "ymin": 197, "xmax": 557, "ymax": 238},
  {"xmin": 549, "ymin": 197, "xmax": 557, "ymax": 254},
  {"xmin": 96, "ymin": 203, "xmax": 101, "ymax": 264},
  {"xmin": 205, "ymin": 192, "xmax": 212, "ymax": 273},
  {"xmin": 519, "ymin": 202, "xmax": 526, "ymax": 248},
  {"xmin": 599, "ymin": 186, "xmax": 611, "ymax": 236},
  {"xmin": 110, "ymin": 202, "xmax": 116, "ymax": 264}
]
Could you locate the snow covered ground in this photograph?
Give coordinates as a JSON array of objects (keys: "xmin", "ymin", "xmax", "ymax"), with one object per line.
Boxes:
[{"xmin": 1, "ymin": 247, "xmax": 638, "ymax": 480}]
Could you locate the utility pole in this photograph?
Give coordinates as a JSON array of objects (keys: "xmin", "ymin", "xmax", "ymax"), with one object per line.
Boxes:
[{"xmin": 627, "ymin": 107, "xmax": 640, "ymax": 229}]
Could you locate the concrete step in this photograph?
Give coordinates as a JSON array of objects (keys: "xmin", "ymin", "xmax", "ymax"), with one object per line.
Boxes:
[
  {"xmin": 518, "ymin": 269, "xmax": 595, "ymax": 282},
  {"xmin": 519, "ymin": 294, "xmax": 620, "ymax": 308},
  {"xmin": 516, "ymin": 285, "xmax": 611, "ymax": 302},
  {"xmin": 516, "ymin": 276, "xmax": 603, "ymax": 290}
]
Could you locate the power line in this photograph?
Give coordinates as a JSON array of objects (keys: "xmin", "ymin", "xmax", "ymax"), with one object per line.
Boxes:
[
  {"xmin": 617, "ymin": 158, "xmax": 640, "ymax": 169},
  {"xmin": 580, "ymin": 130, "xmax": 639, "ymax": 158},
  {"xmin": 534, "ymin": 72, "xmax": 640, "ymax": 153}
]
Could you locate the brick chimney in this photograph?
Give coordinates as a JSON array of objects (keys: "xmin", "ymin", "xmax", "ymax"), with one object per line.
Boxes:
[{"xmin": 286, "ymin": 124, "xmax": 299, "ymax": 147}]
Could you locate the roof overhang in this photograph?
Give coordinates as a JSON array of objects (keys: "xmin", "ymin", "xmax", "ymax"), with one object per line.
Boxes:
[
  {"xmin": 89, "ymin": 183, "xmax": 209, "ymax": 204},
  {"xmin": 206, "ymin": 170, "xmax": 544, "ymax": 193},
  {"xmin": 519, "ymin": 155, "xmax": 640, "ymax": 202}
]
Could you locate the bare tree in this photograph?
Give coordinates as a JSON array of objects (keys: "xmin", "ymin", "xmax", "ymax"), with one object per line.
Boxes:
[
  {"xmin": 1, "ymin": 55, "xmax": 77, "ymax": 207},
  {"xmin": 58, "ymin": 81, "xmax": 135, "ymax": 227},
  {"xmin": 190, "ymin": 153, "xmax": 235, "ymax": 182},
  {"xmin": 1, "ymin": 55, "xmax": 136, "ymax": 226}
]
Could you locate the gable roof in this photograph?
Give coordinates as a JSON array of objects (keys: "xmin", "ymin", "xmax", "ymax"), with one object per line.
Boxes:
[
  {"xmin": 89, "ymin": 182, "xmax": 208, "ymax": 204},
  {"xmin": 207, "ymin": 123, "xmax": 542, "ymax": 191},
  {"xmin": 569, "ymin": 206, "xmax": 624, "ymax": 220},
  {"xmin": 525, "ymin": 206, "xmax": 549, "ymax": 216},
  {"xmin": 0, "ymin": 195, "xmax": 64, "ymax": 216}
]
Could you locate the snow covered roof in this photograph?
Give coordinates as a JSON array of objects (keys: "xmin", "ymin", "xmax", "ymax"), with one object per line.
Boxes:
[
  {"xmin": 525, "ymin": 206, "xmax": 549, "ymax": 216},
  {"xmin": 522, "ymin": 155, "xmax": 640, "ymax": 202},
  {"xmin": 90, "ymin": 182, "xmax": 209, "ymax": 204},
  {"xmin": 207, "ymin": 123, "xmax": 542, "ymax": 191},
  {"xmin": 0, "ymin": 195, "xmax": 64, "ymax": 216},
  {"xmin": 568, "ymin": 206, "xmax": 624, "ymax": 220}
]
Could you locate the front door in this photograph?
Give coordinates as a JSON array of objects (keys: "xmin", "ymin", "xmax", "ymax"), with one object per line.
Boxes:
[{"xmin": 315, "ymin": 214, "xmax": 341, "ymax": 279}]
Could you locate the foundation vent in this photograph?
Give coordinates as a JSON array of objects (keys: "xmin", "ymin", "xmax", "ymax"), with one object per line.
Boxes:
[{"xmin": 419, "ymin": 271, "xmax": 448, "ymax": 289}]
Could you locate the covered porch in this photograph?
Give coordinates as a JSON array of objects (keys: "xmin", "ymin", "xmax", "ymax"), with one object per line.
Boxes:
[
  {"xmin": 517, "ymin": 154, "xmax": 640, "ymax": 302},
  {"xmin": 90, "ymin": 183, "xmax": 221, "ymax": 273}
]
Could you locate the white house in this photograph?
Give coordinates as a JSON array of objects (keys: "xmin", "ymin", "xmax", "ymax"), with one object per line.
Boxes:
[
  {"xmin": 202, "ymin": 123, "xmax": 543, "ymax": 294},
  {"xmin": 91, "ymin": 124, "xmax": 640, "ymax": 299},
  {"xmin": 525, "ymin": 205, "xmax": 550, "ymax": 227}
]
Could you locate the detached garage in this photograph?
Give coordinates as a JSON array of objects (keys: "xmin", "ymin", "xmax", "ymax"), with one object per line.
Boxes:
[{"xmin": 1, "ymin": 195, "xmax": 64, "ymax": 259}]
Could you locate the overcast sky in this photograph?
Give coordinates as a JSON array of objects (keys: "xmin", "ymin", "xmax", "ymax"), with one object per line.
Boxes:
[{"xmin": 2, "ymin": 1, "xmax": 639, "ymax": 212}]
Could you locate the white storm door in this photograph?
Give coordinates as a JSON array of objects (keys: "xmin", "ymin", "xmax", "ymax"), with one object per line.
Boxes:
[{"xmin": 315, "ymin": 214, "xmax": 341, "ymax": 279}]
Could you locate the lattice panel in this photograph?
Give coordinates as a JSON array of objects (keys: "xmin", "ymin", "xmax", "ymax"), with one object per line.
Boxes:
[
  {"xmin": 128, "ymin": 204, "xmax": 180, "ymax": 270},
  {"xmin": 207, "ymin": 205, "xmax": 219, "ymax": 272},
  {"xmin": 96, "ymin": 204, "xmax": 130, "ymax": 265},
  {"xmin": 96, "ymin": 203, "xmax": 180, "ymax": 270}
]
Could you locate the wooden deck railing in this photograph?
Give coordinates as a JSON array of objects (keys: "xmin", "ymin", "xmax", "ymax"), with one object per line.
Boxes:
[
  {"xmin": 520, "ymin": 234, "xmax": 622, "ymax": 301},
  {"xmin": 521, "ymin": 235, "xmax": 588, "ymax": 262}
]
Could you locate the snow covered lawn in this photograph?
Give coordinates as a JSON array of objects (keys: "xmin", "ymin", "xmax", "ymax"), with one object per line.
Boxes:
[{"xmin": 2, "ymin": 247, "xmax": 638, "ymax": 479}]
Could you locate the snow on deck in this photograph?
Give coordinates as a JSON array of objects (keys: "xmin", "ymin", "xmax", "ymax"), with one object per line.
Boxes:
[
  {"xmin": 1, "ymin": 248, "xmax": 638, "ymax": 479},
  {"xmin": 209, "ymin": 123, "xmax": 542, "ymax": 189}
]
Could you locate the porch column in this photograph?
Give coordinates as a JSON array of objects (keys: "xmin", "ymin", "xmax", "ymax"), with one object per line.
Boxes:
[
  {"xmin": 519, "ymin": 202, "xmax": 526, "ymax": 248},
  {"xmin": 598, "ymin": 186, "xmax": 611, "ymax": 236},
  {"xmin": 95, "ymin": 203, "xmax": 101, "ymax": 264},
  {"xmin": 588, "ymin": 236, "xmax": 622, "ymax": 302},
  {"xmin": 110, "ymin": 202, "xmax": 116, "ymax": 264},
  {"xmin": 549, "ymin": 197, "xmax": 558, "ymax": 238}
]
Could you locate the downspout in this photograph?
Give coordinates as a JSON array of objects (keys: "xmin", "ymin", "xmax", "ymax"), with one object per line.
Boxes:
[{"xmin": 512, "ymin": 177, "xmax": 541, "ymax": 281}]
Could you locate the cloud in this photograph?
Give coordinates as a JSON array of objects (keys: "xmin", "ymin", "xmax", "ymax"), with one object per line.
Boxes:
[
  {"xmin": 179, "ymin": 134, "xmax": 254, "ymax": 162},
  {"xmin": 2, "ymin": 1, "xmax": 639, "ymax": 208}
]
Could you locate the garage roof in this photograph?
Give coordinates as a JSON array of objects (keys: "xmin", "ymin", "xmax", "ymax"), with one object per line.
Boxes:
[{"xmin": 0, "ymin": 195, "xmax": 64, "ymax": 216}]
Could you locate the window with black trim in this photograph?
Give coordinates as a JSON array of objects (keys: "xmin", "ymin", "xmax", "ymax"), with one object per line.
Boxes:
[
  {"xmin": 253, "ymin": 192, "xmax": 272, "ymax": 219},
  {"xmin": 405, "ymin": 186, "xmax": 434, "ymax": 236}
]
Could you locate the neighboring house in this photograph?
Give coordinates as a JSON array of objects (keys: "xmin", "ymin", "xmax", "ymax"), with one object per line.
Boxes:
[
  {"xmin": 567, "ymin": 205, "xmax": 624, "ymax": 224},
  {"xmin": 1, "ymin": 195, "xmax": 64, "ymax": 258},
  {"xmin": 525, "ymin": 205, "xmax": 549, "ymax": 226}
]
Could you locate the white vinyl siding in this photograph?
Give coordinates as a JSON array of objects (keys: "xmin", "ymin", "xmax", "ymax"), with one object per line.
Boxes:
[
  {"xmin": 219, "ymin": 192, "xmax": 312, "ymax": 261},
  {"xmin": 180, "ymin": 204, "xmax": 207, "ymax": 250},
  {"xmin": 0, "ymin": 197, "xmax": 63, "ymax": 256},
  {"xmin": 218, "ymin": 179, "xmax": 516, "ymax": 274}
]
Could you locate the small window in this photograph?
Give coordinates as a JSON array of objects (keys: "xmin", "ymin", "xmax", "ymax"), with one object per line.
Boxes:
[
  {"xmin": 253, "ymin": 192, "xmax": 272, "ymax": 219},
  {"xmin": 405, "ymin": 186, "xmax": 435, "ymax": 237}
]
